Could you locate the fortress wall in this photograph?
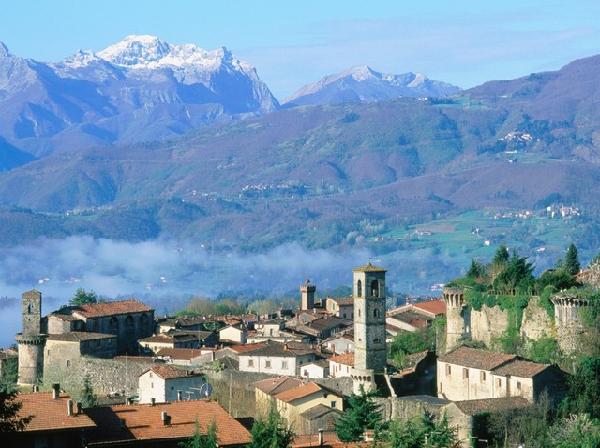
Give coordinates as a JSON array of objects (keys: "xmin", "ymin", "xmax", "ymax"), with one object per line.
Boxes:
[
  {"xmin": 470, "ymin": 305, "xmax": 509, "ymax": 347},
  {"xmin": 520, "ymin": 296, "xmax": 554, "ymax": 341}
]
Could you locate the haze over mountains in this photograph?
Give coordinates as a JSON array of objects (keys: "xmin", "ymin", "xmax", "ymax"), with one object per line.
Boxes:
[{"xmin": 0, "ymin": 36, "xmax": 599, "ymax": 270}]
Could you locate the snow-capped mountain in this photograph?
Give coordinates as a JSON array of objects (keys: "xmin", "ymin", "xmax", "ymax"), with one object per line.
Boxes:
[
  {"xmin": 0, "ymin": 36, "xmax": 279, "ymax": 156},
  {"xmin": 284, "ymin": 65, "xmax": 460, "ymax": 107}
]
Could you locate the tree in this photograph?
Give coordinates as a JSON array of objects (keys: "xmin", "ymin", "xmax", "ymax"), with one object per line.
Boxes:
[
  {"xmin": 249, "ymin": 405, "xmax": 294, "ymax": 448},
  {"xmin": 549, "ymin": 414, "xmax": 600, "ymax": 448},
  {"xmin": 493, "ymin": 245, "xmax": 510, "ymax": 265},
  {"xmin": 385, "ymin": 412, "xmax": 458, "ymax": 448},
  {"xmin": 335, "ymin": 385, "xmax": 382, "ymax": 442},
  {"xmin": 492, "ymin": 252, "xmax": 534, "ymax": 295},
  {"xmin": 180, "ymin": 420, "xmax": 218, "ymax": 448},
  {"xmin": 81, "ymin": 375, "xmax": 97, "ymax": 409},
  {"xmin": 466, "ymin": 260, "xmax": 487, "ymax": 280},
  {"xmin": 0, "ymin": 357, "xmax": 18, "ymax": 393},
  {"xmin": 563, "ymin": 244, "xmax": 581, "ymax": 276},
  {"xmin": 0, "ymin": 390, "xmax": 31, "ymax": 432},
  {"xmin": 70, "ymin": 288, "xmax": 98, "ymax": 306},
  {"xmin": 561, "ymin": 356, "xmax": 600, "ymax": 418}
]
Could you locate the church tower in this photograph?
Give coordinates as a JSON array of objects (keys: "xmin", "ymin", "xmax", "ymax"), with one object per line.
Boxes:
[
  {"xmin": 351, "ymin": 263, "xmax": 387, "ymax": 394},
  {"xmin": 300, "ymin": 279, "xmax": 316, "ymax": 310},
  {"xmin": 16, "ymin": 290, "xmax": 47, "ymax": 386}
]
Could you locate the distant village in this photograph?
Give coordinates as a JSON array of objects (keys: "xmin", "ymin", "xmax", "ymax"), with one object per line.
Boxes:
[{"xmin": 1, "ymin": 252, "xmax": 599, "ymax": 448}]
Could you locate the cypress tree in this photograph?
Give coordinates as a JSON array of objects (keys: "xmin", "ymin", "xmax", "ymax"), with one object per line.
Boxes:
[
  {"xmin": 564, "ymin": 243, "xmax": 581, "ymax": 276},
  {"xmin": 335, "ymin": 385, "xmax": 382, "ymax": 442},
  {"xmin": 81, "ymin": 375, "xmax": 97, "ymax": 409}
]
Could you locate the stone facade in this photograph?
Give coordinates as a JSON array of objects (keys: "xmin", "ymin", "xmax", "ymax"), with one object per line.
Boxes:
[
  {"xmin": 470, "ymin": 305, "xmax": 509, "ymax": 347},
  {"xmin": 551, "ymin": 293, "xmax": 592, "ymax": 354},
  {"xmin": 520, "ymin": 296, "xmax": 555, "ymax": 341},
  {"xmin": 300, "ymin": 280, "xmax": 316, "ymax": 311},
  {"xmin": 44, "ymin": 333, "xmax": 117, "ymax": 373},
  {"xmin": 351, "ymin": 263, "xmax": 387, "ymax": 394}
]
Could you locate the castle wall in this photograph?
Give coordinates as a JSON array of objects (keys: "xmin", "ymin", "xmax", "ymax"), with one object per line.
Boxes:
[
  {"xmin": 520, "ymin": 296, "xmax": 554, "ymax": 341},
  {"xmin": 17, "ymin": 337, "xmax": 45, "ymax": 386},
  {"xmin": 470, "ymin": 305, "xmax": 509, "ymax": 347}
]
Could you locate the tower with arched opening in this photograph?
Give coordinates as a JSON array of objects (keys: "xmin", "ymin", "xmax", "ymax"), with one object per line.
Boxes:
[{"xmin": 351, "ymin": 262, "xmax": 387, "ymax": 393}]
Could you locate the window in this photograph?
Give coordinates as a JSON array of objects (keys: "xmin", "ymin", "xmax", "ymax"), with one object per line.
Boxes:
[
  {"xmin": 331, "ymin": 401, "xmax": 336, "ymax": 408},
  {"xmin": 151, "ymin": 382, "xmax": 154, "ymax": 389},
  {"xmin": 370, "ymin": 280, "xmax": 379, "ymax": 297},
  {"xmin": 373, "ymin": 308, "xmax": 378, "ymax": 318},
  {"xmin": 481, "ymin": 371, "xmax": 486, "ymax": 382},
  {"xmin": 47, "ymin": 350, "xmax": 50, "ymax": 356},
  {"xmin": 281, "ymin": 360, "xmax": 288, "ymax": 369},
  {"xmin": 516, "ymin": 381, "xmax": 522, "ymax": 390},
  {"xmin": 265, "ymin": 360, "xmax": 271, "ymax": 369},
  {"xmin": 357, "ymin": 280, "xmax": 362, "ymax": 297},
  {"xmin": 66, "ymin": 359, "xmax": 71, "ymax": 367},
  {"xmin": 463, "ymin": 368, "xmax": 469, "ymax": 379},
  {"xmin": 373, "ymin": 338, "xmax": 381, "ymax": 343},
  {"xmin": 248, "ymin": 359, "xmax": 254, "ymax": 367},
  {"xmin": 497, "ymin": 378, "xmax": 502, "ymax": 387},
  {"xmin": 445, "ymin": 365, "xmax": 451, "ymax": 376}
]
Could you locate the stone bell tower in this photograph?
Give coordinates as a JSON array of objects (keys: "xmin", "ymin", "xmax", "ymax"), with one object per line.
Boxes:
[
  {"xmin": 443, "ymin": 287, "xmax": 470, "ymax": 353},
  {"xmin": 300, "ymin": 279, "xmax": 316, "ymax": 310},
  {"xmin": 351, "ymin": 263, "xmax": 387, "ymax": 394},
  {"xmin": 16, "ymin": 290, "xmax": 47, "ymax": 386}
]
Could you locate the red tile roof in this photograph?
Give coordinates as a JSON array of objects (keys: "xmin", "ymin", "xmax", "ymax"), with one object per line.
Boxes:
[
  {"xmin": 86, "ymin": 400, "xmax": 250, "ymax": 446},
  {"xmin": 155, "ymin": 348, "xmax": 208, "ymax": 360},
  {"xmin": 144, "ymin": 364, "xmax": 201, "ymax": 380},
  {"xmin": 438, "ymin": 347, "xmax": 516, "ymax": 371},
  {"xmin": 275, "ymin": 382, "xmax": 325, "ymax": 403},
  {"xmin": 491, "ymin": 359, "xmax": 551, "ymax": 378},
  {"xmin": 329, "ymin": 352, "xmax": 354, "ymax": 366},
  {"xmin": 73, "ymin": 299, "xmax": 153, "ymax": 318},
  {"xmin": 17, "ymin": 392, "xmax": 96, "ymax": 433},
  {"xmin": 224, "ymin": 342, "xmax": 266, "ymax": 354},
  {"xmin": 255, "ymin": 376, "xmax": 304, "ymax": 396},
  {"xmin": 413, "ymin": 299, "xmax": 446, "ymax": 316}
]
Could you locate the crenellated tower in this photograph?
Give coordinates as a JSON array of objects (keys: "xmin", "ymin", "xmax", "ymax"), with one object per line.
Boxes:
[
  {"xmin": 300, "ymin": 279, "xmax": 316, "ymax": 311},
  {"xmin": 443, "ymin": 287, "xmax": 470, "ymax": 353},
  {"xmin": 351, "ymin": 263, "xmax": 387, "ymax": 394},
  {"xmin": 551, "ymin": 293, "xmax": 592, "ymax": 354},
  {"xmin": 16, "ymin": 290, "xmax": 47, "ymax": 386}
]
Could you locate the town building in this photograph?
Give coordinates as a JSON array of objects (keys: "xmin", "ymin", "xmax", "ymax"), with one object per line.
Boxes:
[
  {"xmin": 300, "ymin": 279, "xmax": 316, "ymax": 311},
  {"xmin": 238, "ymin": 340, "xmax": 317, "ymax": 376},
  {"xmin": 219, "ymin": 323, "xmax": 248, "ymax": 344},
  {"xmin": 329, "ymin": 352, "xmax": 354, "ymax": 378},
  {"xmin": 8, "ymin": 384, "xmax": 97, "ymax": 447},
  {"xmin": 323, "ymin": 333, "xmax": 354, "ymax": 354},
  {"xmin": 16, "ymin": 290, "xmax": 47, "ymax": 386},
  {"xmin": 85, "ymin": 399, "xmax": 251, "ymax": 447},
  {"xmin": 138, "ymin": 364, "xmax": 206, "ymax": 404},
  {"xmin": 300, "ymin": 358, "xmax": 330, "ymax": 378},
  {"xmin": 155, "ymin": 348, "xmax": 215, "ymax": 366},
  {"xmin": 325, "ymin": 297, "xmax": 354, "ymax": 319},
  {"xmin": 44, "ymin": 332, "xmax": 117, "ymax": 371},
  {"xmin": 437, "ymin": 346, "xmax": 566, "ymax": 403}
]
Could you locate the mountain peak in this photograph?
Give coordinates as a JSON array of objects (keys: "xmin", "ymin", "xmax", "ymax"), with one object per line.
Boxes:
[
  {"xmin": 97, "ymin": 35, "xmax": 172, "ymax": 66},
  {"xmin": 344, "ymin": 65, "xmax": 379, "ymax": 81},
  {"xmin": 0, "ymin": 41, "xmax": 10, "ymax": 58}
]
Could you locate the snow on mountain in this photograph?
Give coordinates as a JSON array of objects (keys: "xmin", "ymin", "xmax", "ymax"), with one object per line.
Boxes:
[{"xmin": 284, "ymin": 65, "xmax": 461, "ymax": 107}]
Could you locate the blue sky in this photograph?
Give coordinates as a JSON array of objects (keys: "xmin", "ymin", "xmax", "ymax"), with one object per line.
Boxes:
[{"xmin": 1, "ymin": 0, "xmax": 599, "ymax": 98}]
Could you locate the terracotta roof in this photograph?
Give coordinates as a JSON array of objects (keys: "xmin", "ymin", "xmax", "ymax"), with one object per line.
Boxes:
[
  {"xmin": 86, "ymin": 399, "xmax": 251, "ymax": 446},
  {"xmin": 144, "ymin": 364, "xmax": 201, "ymax": 380},
  {"xmin": 139, "ymin": 333, "xmax": 196, "ymax": 343},
  {"xmin": 329, "ymin": 352, "xmax": 354, "ymax": 366},
  {"xmin": 73, "ymin": 299, "xmax": 152, "ymax": 318},
  {"xmin": 352, "ymin": 262, "xmax": 386, "ymax": 273},
  {"xmin": 438, "ymin": 347, "xmax": 516, "ymax": 371},
  {"xmin": 47, "ymin": 332, "xmax": 116, "ymax": 342},
  {"xmin": 300, "ymin": 404, "xmax": 342, "ymax": 419},
  {"xmin": 224, "ymin": 342, "xmax": 266, "ymax": 354},
  {"xmin": 239, "ymin": 340, "xmax": 315, "ymax": 358},
  {"xmin": 155, "ymin": 348, "xmax": 208, "ymax": 360},
  {"xmin": 492, "ymin": 359, "xmax": 551, "ymax": 378},
  {"xmin": 17, "ymin": 392, "xmax": 96, "ymax": 433},
  {"xmin": 255, "ymin": 376, "xmax": 304, "ymax": 396},
  {"xmin": 413, "ymin": 299, "xmax": 446, "ymax": 316},
  {"xmin": 452, "ymin": 397, "xmax": 531, "ymax": 416},
  {"xmin": 275, "ymin": 382, "xmax": 324, "ymax": 403}
]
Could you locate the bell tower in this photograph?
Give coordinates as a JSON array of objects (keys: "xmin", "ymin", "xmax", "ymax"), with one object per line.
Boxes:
[
  {"xmin": 351, "ymin": 263, "xmax": 387, "ymax": 394},
  {"xmin": 16, "ymin": 290, "xmax": 47, "ymax": 386},
  {"xmin": 300, "ymin": 279, "xmax": 316, "ymax": 310}
]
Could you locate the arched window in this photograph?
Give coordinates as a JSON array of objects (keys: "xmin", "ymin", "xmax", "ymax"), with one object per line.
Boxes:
[
  {"xmin": 370, "ymin": 280, "xmax": 379, "ymax": 297},
  {"xmin": 373, "ymin": 308, "xmax": 378, "ymax": 318},
  {"xmin": 357, "ymin": 280, "xmax": 362, "ymax": 298},
  {"xmin": 140, "ymin": 313, "xmax": 149, "ymax": 333},
  {"xmin": 27, "ymin": 304, "xmax": 32, "ymax": 314},
  {"xmin": 109, "ymin": 317, "xmax": 119, "ymax": 332}
]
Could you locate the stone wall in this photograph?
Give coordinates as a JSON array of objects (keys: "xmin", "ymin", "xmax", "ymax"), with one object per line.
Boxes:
[
  {"xmin": 520, "ymin": 296, "xmax": 554, "ymax": 341},
  {"xmin": 376, "ymin": 395, "xmax": 449, "ymax": 421},
  {"xmin": 471, "ymin": 305, "xmax": 509, "ymax": 346}
]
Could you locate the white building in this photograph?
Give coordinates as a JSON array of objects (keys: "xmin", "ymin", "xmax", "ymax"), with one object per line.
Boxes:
[
  {"xmin": 300, "ymin": 359, "xmax": 330, "ymax": 379},
  {"xmin": 329, "ymin": 352, "xmax": 354, "ymax": 378},
  {"xmin": 219, "ymin": 324, "xmax": 247, "ymax": 344},
  {"xmin": 238, "ymin": 340, "xmax": 317, "ymax": 376},
  {"xmin": 138, "ymin": 365, "xmax": 205, "ymax": 404}
]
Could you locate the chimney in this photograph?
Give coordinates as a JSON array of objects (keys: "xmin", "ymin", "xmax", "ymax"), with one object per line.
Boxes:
[
  {"xmin": 151, "ymin": 397, "xmax": 156, "ymax": 406},
  {"xmin": 161, "ymin": 411, "xmax": 171, "ymax": 426},
  {"xmin": 32, "ymin": 384, "xmax": 38, "ymax": 393},
  {"xmin": 76, "ymin": 402, "xmax": 83, "ymax": 415},
  {"xmin": 127, "ymin": 397, "xmax": 134, "ymax": 405},
  {"xmin": 318, "ymin": 429, "xmax": 324, "ymax": 446},
  {"xmin": 67, "ymin": 399, "xmax": 74, "ymax": 417},
  {"xmin": 52, "ymin": 383, "xmax": 60, "ymax": 399},
  {"xmin": 283, "ymin": 343, "xmax": 289, "ymax": 351},
  {"xmin": 177, "ymin": 390, "xmax": 183, "ymax": 401}
]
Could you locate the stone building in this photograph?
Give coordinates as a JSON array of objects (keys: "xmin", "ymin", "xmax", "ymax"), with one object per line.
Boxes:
[
  {"xmin": 329, "ymin": 352, "xmax": 354, "ymax": 379},
  {"xmin": 350, "ymin": 263, "xmax": 387, "ymax": 394},
  {"xmin": 44, "ymin": 332, "xmax": 117, "ymax": 372},
  {"xmin": 16, "ymin": 290, "xmax": 47, "ymax": 386},
  {"xmin": 138, "ymin": 364, "xmax": 205, "ymax": 404},
  {"xmin": 219, "ymin": 323, "xmax": 248, "ymax": 344},
  {"xmin": 551, "ymin": 291, "xmax": 593, "ymax": 354},
  {"xmin": 437, "ymin": 346, "xmax": 566, "ymax": 403},
  {"xmin": 325, "ymin": 297, "xmax": 354, "ymax": 319},
  {"xmin": 49, "ymin": 299, "xmax": 155, "ymax": 354},
  {"xmin": 238, "ymin": 340, "xmax": 317, "ymax": 376},
  {"xmin": 138, "ymin": 333, "xmax": 200, "ymax": 354}
]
